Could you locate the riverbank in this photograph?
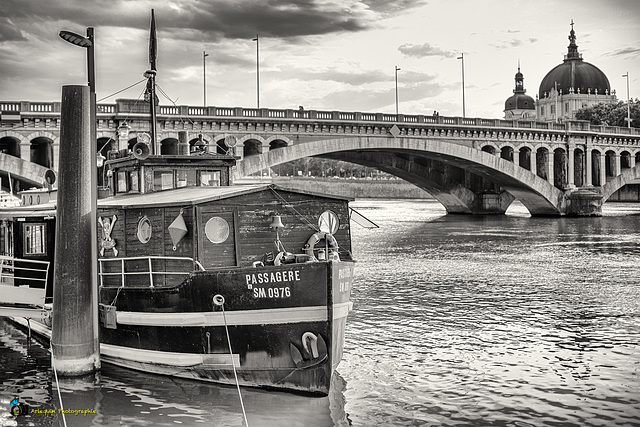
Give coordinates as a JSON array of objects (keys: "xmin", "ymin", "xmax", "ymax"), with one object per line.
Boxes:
[{"xmin": 238, "ymin": 177, "xmax": 432, "ymax": 199}]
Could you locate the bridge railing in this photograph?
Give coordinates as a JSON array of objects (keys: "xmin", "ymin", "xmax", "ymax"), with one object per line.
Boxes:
[{"xmin": 2, "ymin": 99, "xmax": 639, "ymax": 137}]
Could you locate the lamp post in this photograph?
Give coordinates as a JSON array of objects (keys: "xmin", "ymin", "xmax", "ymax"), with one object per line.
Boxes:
[
  {"xmin": 203, "ymin": 51, "xmax": 209, "ymax": 107},
  {"xmin": 56, "ymin": 27, "xmax": 99, "ymax": 376},
  {"xmin": 623, "ymin": 72, "xmax": 631, "ymax": 128},
  {"xmin": 252, "ymin": 34, "xmax": 260, "ymax": 108},
  {"xmin": 457, "ymin": 53, "xmax": 465, "ymax": 117},
  {"xmin": 395, "ymin": 65, "xmax": 401, "ymax": 117}
]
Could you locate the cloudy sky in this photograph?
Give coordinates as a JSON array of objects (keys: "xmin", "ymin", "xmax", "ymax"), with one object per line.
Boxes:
[{"xmin": 1, "ymin": 0, "xmax": 639, "ymax": 119}]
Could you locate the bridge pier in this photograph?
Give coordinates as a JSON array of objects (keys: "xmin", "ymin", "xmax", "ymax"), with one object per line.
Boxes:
[
  {"xmin": 472, "ymin": 192, "xmax": 515, "ymax": 215},
  {"xmin": 563, "ymin": 188, "xmax": 603, "ymax": 216}
]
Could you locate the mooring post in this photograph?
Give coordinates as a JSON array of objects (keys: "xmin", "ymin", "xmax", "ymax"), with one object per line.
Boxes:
[{"xmin": 51, "ymin": 85, "xmax": 100, "ymax": 375}]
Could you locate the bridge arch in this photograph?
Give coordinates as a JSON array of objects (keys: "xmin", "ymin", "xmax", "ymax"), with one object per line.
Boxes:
[
  {"xmin": 30, "ymin": 136, "xmax": 54, "ymax": 169},
  {"xmin": 481, "ymin": 144, "xmax": 497, "ymax": 155},
  {"xmin": 500, "ymin": 145, "xmax": 515, "ymax": 162},
  {"xmin": 553, "ymin": 147, "xmax": 567, "ymax": 189},
  {"xmin": 518, "ymin": 146, "xmax": 533, "ymax": 171},
  {"xmin": 602, "ymin": 164, "xmax": 640, "ymax": 201},
  {"xmin": 265, "ymin": 135, "xmax": 292, "ymax": 148},
  {"xmin": 234, "ymin": 136, "xmax": 568, "ymax": 215},
  {"xmin": 0, "ymin": 135, "xmax": 21, "ymax": 157}
]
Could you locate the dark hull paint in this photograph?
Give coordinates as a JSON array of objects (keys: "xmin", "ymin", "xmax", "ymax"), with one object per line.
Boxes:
[{"xmin": 98, "ymin": 260, "xmax": 354, "ymax": 395}]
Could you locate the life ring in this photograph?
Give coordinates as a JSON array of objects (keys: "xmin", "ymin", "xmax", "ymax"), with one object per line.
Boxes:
[{"xmin": 304, "ymin": 232, "xmax": 338, "ymax": 260}]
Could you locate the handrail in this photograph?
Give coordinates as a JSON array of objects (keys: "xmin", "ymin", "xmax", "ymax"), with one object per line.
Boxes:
[
  {"xmin": 0, "ymin": 255, "xmax": 50, "ymax": 287},
  {"xmin": 98, "ymin": 255, "xmax": 205, "ymax": 288},
  {"xmin": 0, "ymin": 255, "xmax": 50, "ymax": 308},
  {"xmin": 4, "ymin": 99, "xmax": 639, "ymax": 137}
]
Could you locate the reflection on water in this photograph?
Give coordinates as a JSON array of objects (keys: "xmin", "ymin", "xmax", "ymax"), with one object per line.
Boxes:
[
  {"xmin": 343, "ymin": 200, "xmax": 640, "ymax": 426},
  {"xmin": 1, "ymin": 199, "xmax": 640, "ymax": 426},
  {"xmin": 0, "ymin": 320, "xmax": 350, "ymax": 426}
]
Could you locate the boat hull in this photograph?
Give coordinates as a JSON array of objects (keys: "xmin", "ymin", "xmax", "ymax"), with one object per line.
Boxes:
[{"xmin": 98, "ymin": 260, "xmax": 354, "ymax": 395}]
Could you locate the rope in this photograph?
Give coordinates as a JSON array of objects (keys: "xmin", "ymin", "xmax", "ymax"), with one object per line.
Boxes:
[
  {"xmin": 97, "ymin": 79, "xmax": 147, "ymax": 102},
  {"xmin": 49, "ymin": 345, "xmax": 68, "ymax": 427},
  {"xmin": 213, "ymin": 294, "xmax": 249, "ymax": 426},
  {"xmin": 268, "ymin": 187, "xmax": 319, "ymax": 232},
  {"xmin": 156, "ymin": 84, "xmax": 195, "ymax": 128}
]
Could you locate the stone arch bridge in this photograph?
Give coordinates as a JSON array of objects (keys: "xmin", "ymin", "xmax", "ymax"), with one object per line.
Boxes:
[{"xmin": 2, "ymin": 99, "xmax": 640, "ymax": 216}]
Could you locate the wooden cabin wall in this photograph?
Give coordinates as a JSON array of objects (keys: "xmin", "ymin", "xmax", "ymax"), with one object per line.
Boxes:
[
  {"xmin": 97, "ymin": 206, "xmax": 196, "ymax": 287},
  {"xmin": 96, "ymin": 188, "xmax": 353, "ymax": 278},
  {"xmin": 208, "ymin": 189, "xmax": 353, "ymax": 268}
]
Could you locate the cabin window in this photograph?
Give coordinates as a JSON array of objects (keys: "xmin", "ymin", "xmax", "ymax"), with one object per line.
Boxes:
[
  {"xmin": 200, "ymin": 171, "xmax": 220, "ymax": 187},
  {"xmin": 177, "ymin": 170, "xmax": 197, "ymax": 188},
  {"xmin": 1, "ymin": 220, "xmax": 14, "ymax": 256},
  {"xmin": 117, "ymin": 172, "xmax": 128, "ymax": 193},
  {"xmin": 129, "ymin": 171, "xmax": 139, "ymax": 192},
  {"xmin": 23, "ymin": 223, "xmax": 47, "ymax": 255},
  {"xmin": 154, "ymin": 170, "xmax": 174, "ymax": 191}
]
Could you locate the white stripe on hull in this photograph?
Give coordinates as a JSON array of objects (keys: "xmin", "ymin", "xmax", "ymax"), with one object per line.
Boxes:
[
  {"xmin": 101, "ymin": 343, "xmax": 239, "ymax": 367},
  {"xmin": 115, "ymin": 301, "xmax": 352, "ymax": 327}
]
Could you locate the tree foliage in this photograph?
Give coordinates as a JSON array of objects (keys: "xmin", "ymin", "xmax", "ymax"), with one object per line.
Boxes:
[{"xmin": 575, "ymin": 99, "xmax": 640, "ymax": 127}]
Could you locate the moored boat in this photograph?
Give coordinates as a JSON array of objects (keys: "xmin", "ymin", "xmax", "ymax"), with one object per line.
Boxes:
[{"xmin": 0, "ymin": 10, "xmax": 355, "ymax": 396}]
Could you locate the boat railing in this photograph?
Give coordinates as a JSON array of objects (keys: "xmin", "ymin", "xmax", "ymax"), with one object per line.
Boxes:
[
  {"xmin": 98, "ymin": 256, "xmax": 205, "ymax": 288},
  {"xmin": 0, "ymin": 255, "xmax": 50, "ymax": 308},
  {"xmin": 0, "ymin": 255, "xmax": 50, "ymax": 288}
]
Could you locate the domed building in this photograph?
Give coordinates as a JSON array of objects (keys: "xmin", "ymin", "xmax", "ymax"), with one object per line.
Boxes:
[
  {"xmin": 504, "ymin": 65, "xmax": 536, "ymax": 120},
  {"xmin": 536, "ymin": 22, "xmax": 617, "ymax": 122}
]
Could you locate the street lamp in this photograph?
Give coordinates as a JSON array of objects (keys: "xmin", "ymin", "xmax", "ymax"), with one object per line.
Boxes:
[
  {"xmin": 203, "ymin": 51, "xmax": 209, "ymax": 107},
  {"xmin": 395, "ymin": 66, "xmax": 401, "ymax": 117},
  {"xmin": 252, "ymin": 34, "xmax": 260, "ymax": 108},
  {"xmin": 59, "ymin": 28, "xmax": 96, "ymax": 141},
  {"xmin": 623, "ymin": 72, "xmax": 631, "ymax": 128},
  {"xmin": 457, "ymin": 53, "xmax": 466, "ymax": 118}
]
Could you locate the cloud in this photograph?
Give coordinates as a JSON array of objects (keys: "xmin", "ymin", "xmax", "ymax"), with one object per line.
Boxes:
[
  {"xmin": 0, "ymin": 0, "xmax": 382, "ymax": 42},
  {"xmin": 361, "ymin": 0, "xmax": 428, "ymax": 14},
  {"xmin": 0, "ymin": 17, "xmax": 26, "ymax": 42},
  {"xmin": 398, "ymin": 43, "xmax": 457, "ymax": 58},
  {"xmin": 492, "ymin": 37, "xmax": 539, "ymax": 50},
  {"xmin": 606, "ymin": 46, "xmax": 640, "ymax": 58}
]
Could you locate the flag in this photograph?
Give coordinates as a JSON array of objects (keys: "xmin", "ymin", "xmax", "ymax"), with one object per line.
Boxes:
[{"xmin": 149, "ymin": 9, "xmax": 157, "ymax": 71}]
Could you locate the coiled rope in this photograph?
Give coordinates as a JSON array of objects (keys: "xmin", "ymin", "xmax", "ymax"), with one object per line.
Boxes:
[{"xmin": 213, "ymin": 294, "xmax": 249, "ymax": 426}]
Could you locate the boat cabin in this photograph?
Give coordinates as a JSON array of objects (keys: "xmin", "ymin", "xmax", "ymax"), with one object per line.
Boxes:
[{"xmin": 97, "ymin": 153, "xmax": 354, "ymax": 289}]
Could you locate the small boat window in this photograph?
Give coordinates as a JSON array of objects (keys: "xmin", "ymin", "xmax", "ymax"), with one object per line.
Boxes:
[
  {"xmin": 205, "ymin": 216, "xmax": 229, "ymax": 243},
  {"xmin": 199, "ymin": 171, "xmax": 220, "ymax": 187},
  {"xmin": 318, "ymin": 210, "xmax": 339, "ymax": 234},
  {"xmin": 23, "ymin": 223, "xmax": 47, "ymax": 255},
  {"xmin": 177, "ymin": 170, "xmax": 197, "ymax": 188},
  {"xmin": 137, "ymin": 216, "xmax": 152, "ymax": 243},
  {"xmin": 154, "ymin": 170, "xmax": 175, "ymax": 191}
]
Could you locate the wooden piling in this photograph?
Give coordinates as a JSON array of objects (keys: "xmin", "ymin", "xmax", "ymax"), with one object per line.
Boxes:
[{"xmin": 51, "ymin": 85, "xmax": 100, "ymax": 375}]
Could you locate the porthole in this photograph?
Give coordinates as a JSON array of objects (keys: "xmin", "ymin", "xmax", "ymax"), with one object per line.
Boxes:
[
  {"xmin": 205, "ymin": 216, "xmax": 230, "ymax": 244},
  {"xmin": 318, "ymin": 210, "xmax": 339, "ymax": 234},
  {"xmin": 137, "ymin": 216, "xmax": 152, "ymax": 243}
]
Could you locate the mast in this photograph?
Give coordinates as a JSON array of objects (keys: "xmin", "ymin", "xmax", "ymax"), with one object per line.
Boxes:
[{"xmin": 145, "ymin": 9, "xmax": 158, "ymax": 155}]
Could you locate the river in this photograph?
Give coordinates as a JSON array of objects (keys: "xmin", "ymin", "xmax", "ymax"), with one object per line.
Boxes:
[{"xmin": 1, "ymin": 199, "xmax": 639, "ymax": 426}]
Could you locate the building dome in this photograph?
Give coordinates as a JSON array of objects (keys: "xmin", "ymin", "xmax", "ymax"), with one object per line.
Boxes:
[
  {"xmin": 505, "ymin": 93, "xmax": 535, "ymax": 110},
  {"xmin": 538, "ymin": 23, "xmax": 610, "ymax": 98},
  {"xmin": 504, "ymin": 65, "xmax": 535, "ymax": 119}
]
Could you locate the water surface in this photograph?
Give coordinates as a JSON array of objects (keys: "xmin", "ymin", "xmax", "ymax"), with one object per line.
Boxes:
[{"xmin": 1, "ymin": 199, "xmax": 639, "ymax": 426}]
